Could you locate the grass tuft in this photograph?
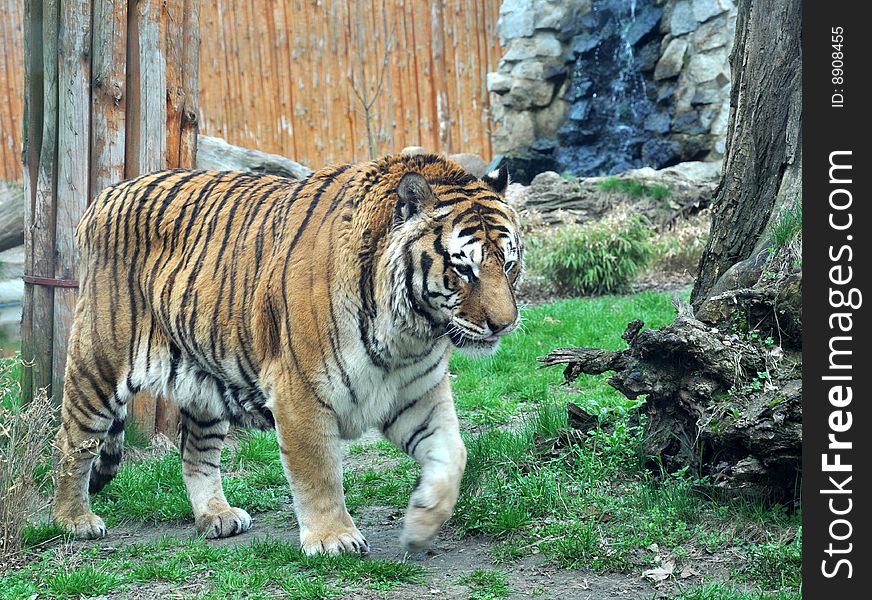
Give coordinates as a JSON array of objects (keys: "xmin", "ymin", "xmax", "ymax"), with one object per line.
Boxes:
[
  {"xmin": 1, "ymin": 358, "xmax": 57, "ymax": 557},
  {"xmin": 770, "ymin": 201, "xmax": 802, "ymax": 250},
  {"xmin": 598, "ymin": 176, "xmax": 671, "ymax": 201},
  {"xmin": 459, "ymin": 569, "xmax": 512, "ymax": 600}
]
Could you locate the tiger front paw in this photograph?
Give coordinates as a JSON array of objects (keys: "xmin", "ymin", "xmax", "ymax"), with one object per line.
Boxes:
[
  {"xmin": 400, "ymin": 479, "xmax": 458, "ymax": 552},
  {"xmin": 195, "ymin": 507, "xmax": 252, "ymax": 538},
  {"xmin": 300, "ymin": 524, "xmax": 369, "ymax": 556},
  {"xmin": 58, "ymin": 513, "xmax": 108, "ymax": 540}
]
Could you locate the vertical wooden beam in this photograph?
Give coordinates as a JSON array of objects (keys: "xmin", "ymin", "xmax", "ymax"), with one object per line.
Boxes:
[
  {"xmin": 20, "ymin": 0, "xmax": 42, "ymax": 403},
  {"xmin": 90, "ymin": 0, "xmax": 127, "ymax": 193},
  {"xmin": 23, "ymin": 0, "xmax": 60, "ymax": 400},
  {"xmin": 125, "ymin": 0, "xmax": 166, "ymax": 178},
  {"xmin": 124, "ymin": 0, "xmax": 164, "ymax": 436},
  {"xmin": 156, "ymin": 0, "xmax": 200, "ymax": 439},
  {"xmin": 53, "ymin": 0, "xmax": 93, "ymax": 399}
]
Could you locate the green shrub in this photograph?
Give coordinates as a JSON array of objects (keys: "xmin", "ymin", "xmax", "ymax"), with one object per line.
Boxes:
[
  {"xmin": 530, "ymin": 215, "xmax": 654, "ymax": 295},
  {"xmin": 599, "ymin": 177, "xmax": 670, "ymax": 201}
]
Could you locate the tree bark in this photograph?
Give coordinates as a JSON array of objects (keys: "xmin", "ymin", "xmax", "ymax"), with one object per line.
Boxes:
[{"xmin": 690, "ymin": 0, "xmax": 802, "ymax": 307}]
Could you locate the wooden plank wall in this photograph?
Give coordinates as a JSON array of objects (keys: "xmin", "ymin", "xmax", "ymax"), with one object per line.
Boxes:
[
  {"xmin": 0, "ymin": 0, "xmax": 25, "ymax": 181},
  {"xmin": 3, "ymin": 0, "xmax": 502, "ymax": 181},
  {"xmin": 21, "ymin": 0, "xmax": 199, "ymax": 443},
  {"xmin": 197, "ymin": 0, "xmax": 503, "ymax": 167}
]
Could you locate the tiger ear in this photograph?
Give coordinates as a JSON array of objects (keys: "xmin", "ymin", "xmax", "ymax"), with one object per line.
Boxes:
[
  {"xmin": 396, "ymin": 172, "xmax": 435, "ymax": 223},
  {"xmin": 482, "ymin": 163, "xmax": 509, "ymax": 196}
]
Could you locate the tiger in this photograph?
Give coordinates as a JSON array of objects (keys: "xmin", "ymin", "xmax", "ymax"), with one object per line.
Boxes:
[{"xmin": 53, "ymin": 153, "xmax": 523, "ymax": 555}]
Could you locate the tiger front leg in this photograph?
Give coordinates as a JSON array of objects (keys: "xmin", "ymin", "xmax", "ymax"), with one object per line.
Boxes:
[
  {"xmin": 272, "ymin": 387, "xmax": 369, "ymax": 555},
  {"xmin": 382, "ymin": 379, "xmax": 467, "ymax": 553}
]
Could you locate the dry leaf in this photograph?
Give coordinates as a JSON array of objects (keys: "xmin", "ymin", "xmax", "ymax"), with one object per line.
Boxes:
[
  {"xmin": 679, "ymin": 566, "xmax": 697, "ymax": 579},
  {"xmin": 642, "ymin": 560, "xmax": 675, "ymax": 582}
]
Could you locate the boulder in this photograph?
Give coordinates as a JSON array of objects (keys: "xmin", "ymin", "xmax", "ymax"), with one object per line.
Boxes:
[
  {"xmin": 517, "ymin": 161, "xmax": 720, "ymax": 225},
  {"xmin": 654, "ymin": 38, "xmax": 689, "ymax": 80},
  {"xmin": 498, "ymin": 0, "xmax": 535, "ymax": 44},
  {"xmin": 691, "ymin": 0, "xmax": 734, "ymax": 23},
  {"xmin": 669, "ymin": 0, "xmax": 699, "ymax": 36}
]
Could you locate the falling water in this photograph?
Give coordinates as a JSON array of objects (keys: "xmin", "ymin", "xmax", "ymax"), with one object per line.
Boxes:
[{"xmin": 554, "ymin": 0, "xmax": 672, "ymax": 176}]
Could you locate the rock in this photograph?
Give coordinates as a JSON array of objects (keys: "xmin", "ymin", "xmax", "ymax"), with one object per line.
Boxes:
[
  {"xmin": 687, "ymin": 47, "xmax": 729, "ymax": 83},
  {"xmin": 571, "ymin": 31, "xmax": 600, "ymax": 55},
  {"xmin": 401, "ymin": 146, "xmax": 426, "ymax": 155},
  {"xmin": 625, "ymin": 2, "xmax": 662, "ymax": 45},
  {"xmin": 644, "ymin": 111, "xmax": 672, "ymax": 134},
  {"xmin": 448, "ymin": 153, "xmax": 489, "ymax": 178},
  {"xmin": 502, "ymin": 33, "xmax": 563, "ymax": 61},
  {"xmin": 534, "ymin": 98, "xmax": 569, "ymax": 138},
  {"xmin": 505, "ymin": 79, "xmax": 554, "ymax": 110},
  {"xmin": 510, "ymin": 59, "xmax": 565, "ymax": 81},
  {"xmin": 534, "ymin": 2, "xmax": 566, "ymax": 30},
  {"xmin": 669, "ymin": 0, "xmax": 699, "ymax": 36},
  {"xmin": 692, "ymin": 14, "xmax": 731, "ymax": 51},
  {"xmin": 498, "ymin": 0, "xmax": 535, "ymax": 45},
  {"xmin": 660, "ymin": 160, "xmax": 722, "ymax": 181},
  {"xmin": 493, "ymin": 111, "xmax": 536, "ymax": 155},
  {"xmin": 487, "ymin": 72, "xmax": 513, "ymax": 93},
  {"xmin": 642, "ymin": 139, "xmax": 680, "ymax": 168},
  {"xmin": 518, "ymin": 161, "xmax": 720, "ymax": 224},
  {"xmin": 654, "ymin": 38, "xmax": 689, "ymax": 80},
  {"xmin": 710, "ymin": 101, "xmax": 730, "ymax": 136},
  {"xmin": 691, "ymin": 0, "xmax": 733, "ymax": 23},
  {"xmin": 691, "ymin": 80, "xmax": 727, "ymax": 105},
  {"xmin": 504, "ymin": 144, "xmax": 558, "ymax": 186}
]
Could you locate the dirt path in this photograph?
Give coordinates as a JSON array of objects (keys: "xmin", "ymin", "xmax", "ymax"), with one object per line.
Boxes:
[{"xmin": 63, "ymin": 502, "xmax": 738, "ymax": 600}]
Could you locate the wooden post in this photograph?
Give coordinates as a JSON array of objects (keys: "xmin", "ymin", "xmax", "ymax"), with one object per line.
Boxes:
[{"xmin": 22, "ymin": 0, "xmax": 200, "ymax": 442}]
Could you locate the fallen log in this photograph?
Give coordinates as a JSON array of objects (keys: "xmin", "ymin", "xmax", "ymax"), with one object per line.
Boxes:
[
  {"xmin": 195, "ymin": 135, "xmax": 312, "ymax": 179},
  {"xmin": 539, "ymin": 300, "xmax": 801, "ymax": 501},
  {"xmin": 0, "ymin": 181, "xmax": 24, "ymax": 253}
]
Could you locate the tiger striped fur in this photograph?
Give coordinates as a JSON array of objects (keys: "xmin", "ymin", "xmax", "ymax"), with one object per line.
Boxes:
[{"xmin": 53, "ymin": 154, "xmax": 523, "ymax": 555}]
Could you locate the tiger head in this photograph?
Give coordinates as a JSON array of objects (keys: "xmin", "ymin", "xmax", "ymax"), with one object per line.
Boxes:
[{"xmin": 384, "ymin": 156, "xmax": 522, "ymax": 357}]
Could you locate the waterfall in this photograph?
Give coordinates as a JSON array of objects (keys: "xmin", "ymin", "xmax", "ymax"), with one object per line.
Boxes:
[{"xmin": 555, "ymin": 0, "xmax": 671, "ymax": 176}]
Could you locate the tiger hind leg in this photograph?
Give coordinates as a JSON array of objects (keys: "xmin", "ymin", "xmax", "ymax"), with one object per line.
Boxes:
[
  {"xmin": 179, "ymin": 407, "xmax": 252, "ymax": 538},
  {"xmin": 53, "ymin": 352, "xmax": 125, "ymax": 539}
]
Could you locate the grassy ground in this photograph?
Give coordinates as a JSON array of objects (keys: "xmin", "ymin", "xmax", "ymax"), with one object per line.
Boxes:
[{"xmin": 0, "ymin": 291, "xmax": 801, "ymax": 599}]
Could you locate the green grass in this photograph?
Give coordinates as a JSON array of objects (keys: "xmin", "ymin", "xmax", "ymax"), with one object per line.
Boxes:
[
  {"xmin": 0, "ymin": 536, "xmax": 425, "ymax": 599},
  {"xmin": 450, "ymin": 292, "xmax": 679, "ymax": 424},
  {"xmin": 1, "ymin": 292, "xmax": 800, "ymax": 598},
  {"xmin": 770, "ymin": 201, "xmax": 802, "ymax": 250},
  {"xmin": 673, "ymin": 583, "xmax": 800, "ymax": 600},
  {"xmin": 599, "ymin": 176, "xmax": 671, "ymax": 201},
  {"xmin": 735, "ymin": 532, "xmax": 802, "ymax": 589},
  {"xmin": 459, "ymin": 568, "xmax": 513, "ymax": 600}
]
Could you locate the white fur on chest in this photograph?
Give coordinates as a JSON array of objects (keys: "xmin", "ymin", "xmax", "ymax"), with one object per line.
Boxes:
[{"xmin": 321, "ymin": 335, "xmax": 450, "ymax": 440}]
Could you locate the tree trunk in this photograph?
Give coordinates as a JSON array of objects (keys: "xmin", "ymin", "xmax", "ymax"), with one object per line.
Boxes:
[{"xmin": 690, "ymin": 0, "xmax": 802, "ymax": 307}]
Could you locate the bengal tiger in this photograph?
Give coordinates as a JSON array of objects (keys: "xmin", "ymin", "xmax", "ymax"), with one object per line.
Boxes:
[{"xmin": 53, "ymin": 153, "xmax": 522, "ymax": 555}]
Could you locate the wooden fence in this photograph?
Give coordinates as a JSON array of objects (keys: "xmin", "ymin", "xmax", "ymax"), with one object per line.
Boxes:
[
  {"xmin": 2, "ymin": 0, "xmax": 502, "ymax": 182},
  {"xmin": 198, "ymin": 0, "xmax": 502, "ymax": 166},
  {"xmin": 1, "ymin": 0, "xmax": 25, "ymax": 181},
  {"xmin": 21, "ymin": 0, "xmax": 199, "ymax": 438}
]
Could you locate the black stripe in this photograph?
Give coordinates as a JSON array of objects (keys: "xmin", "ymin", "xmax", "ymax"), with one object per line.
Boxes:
[{"xmin": 403, "ymin": 405, "xmax": 439, "ymax": 453}]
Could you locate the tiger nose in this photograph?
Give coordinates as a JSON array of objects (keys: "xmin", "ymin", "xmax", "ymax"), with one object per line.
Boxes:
[{"xmin": 486, "ymin": 314, "xmax": 517, "ymax": 336}]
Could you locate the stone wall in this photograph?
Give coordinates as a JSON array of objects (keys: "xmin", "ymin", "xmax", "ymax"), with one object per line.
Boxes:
[{"xmin": 489, "ymin": 0, "xmax": 736, "ymax": 182}]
